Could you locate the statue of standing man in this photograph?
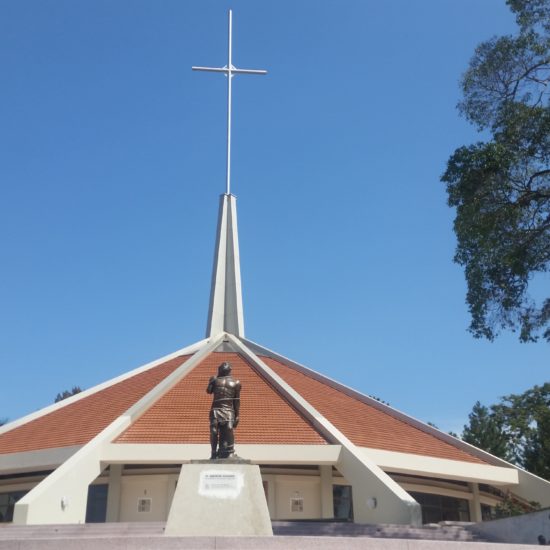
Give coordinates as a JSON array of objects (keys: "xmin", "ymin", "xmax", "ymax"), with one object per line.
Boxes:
[{"xmin": 207, "ymin": 362, "xmax": 241, "ymax": 459}]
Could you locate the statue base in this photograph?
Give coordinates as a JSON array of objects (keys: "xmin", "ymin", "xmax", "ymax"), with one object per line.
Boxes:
[
  {"xmin": 191, "ymin": 457, "xmax": 251, "ymax": 465},
  {"xmin": 165, "ymin": 462, "xmax": 273, "ymax": 536}
]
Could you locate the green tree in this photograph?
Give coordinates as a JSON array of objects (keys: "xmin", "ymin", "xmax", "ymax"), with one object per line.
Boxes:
[
  {"xmin": 54, "ymin": 386, "xmax": 83, "ymax": 403},
  {"xmin": 462, "ymin": 401, "xmax": 510, "ymax": 460},
  {"xmin": 462, "ymin": 384, "xmax": 550, "ymax": 481},
  {"xmin": 442, "ymin": 0, "xmax": 550, "ymax": 342},
  {"xmin": 494, "ymin": 492, "xmax": 539, "ymax": 518},
  {"xmin": 494, "ymin": 383, "xmax": 550, "ymax": 480}
]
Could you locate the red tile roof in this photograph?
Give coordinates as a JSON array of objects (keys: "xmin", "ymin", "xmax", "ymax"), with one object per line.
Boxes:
[
  {"xmin": 0, "ymin": 356, "xmax": 188, "ymax": 455},
  {"xmin": 262, "ymin": 356, "xmax": 488, "ymax": 464},
  {"xmin": 0, "ymin": 348, "xmax": 489, "ymax": 465},
  {"xmin": 116, "ymin": 352, "xmax": 327, "ymax": 445}
]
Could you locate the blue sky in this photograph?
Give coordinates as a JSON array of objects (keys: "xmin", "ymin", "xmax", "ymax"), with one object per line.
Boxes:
[{"xmin": 1, "ymin": 0, "xmax": 547, "ymax": 433}]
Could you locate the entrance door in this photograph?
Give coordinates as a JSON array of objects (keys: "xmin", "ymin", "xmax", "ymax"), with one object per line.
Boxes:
[
  {"xmin": 86, "ymin": 484, "xmax": 108, "ymax": 523},
  {"xmin": 333, "ymin": 485, "xmax": 353, "ymax": 521}
]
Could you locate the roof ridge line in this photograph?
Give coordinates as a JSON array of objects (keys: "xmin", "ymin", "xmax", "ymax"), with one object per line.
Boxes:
[
  {"xmin": 240, "ymin": 336, "xmax": 502, "ymax": 468},
  {"xmin": 0, "ymin": 337, "xmax": 209, "ymax": 437},
  {"xmin": 12, "ymin": 334, "xmax": 225, "ymax": 524},
  {"xmin": 120, "ymin": 335, "xmax": 224, "ymax": 426},
  {"xmin": 227, "ymin": 336, "xmax": 340, "ymax": 445},
  {"xmin": 225, "ymin": 334, "xmax": 420, "ymax": 526}
]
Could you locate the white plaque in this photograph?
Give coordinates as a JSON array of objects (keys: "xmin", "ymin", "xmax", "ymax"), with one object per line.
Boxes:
[{"xmin": 198, "ymin": 469, "xmax": 244, "ymax": 499}]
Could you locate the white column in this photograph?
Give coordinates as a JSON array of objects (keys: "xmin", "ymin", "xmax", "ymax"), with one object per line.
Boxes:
[
  {"xmin": 106, "ymin": 464, "xmax": 122, "ymax": 522},
  {"xmin": 469, "ymin": 482, "xmax": 482, "ymax": 522},
  {"xmin": 320, "ymin": 465, "xmax": 334, "ymax": 519}
]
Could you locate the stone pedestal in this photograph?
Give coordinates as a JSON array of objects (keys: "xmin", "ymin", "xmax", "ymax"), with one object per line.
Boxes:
[{"xmin": 165, "ymin": 461, "xmax": 273, "ymax": 536}]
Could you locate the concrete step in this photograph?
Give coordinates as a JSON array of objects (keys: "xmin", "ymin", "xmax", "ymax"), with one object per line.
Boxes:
[
  {"xmin": 0, "ymin": 522, "xmax": 165, "ymax": 539},
  {"xmin": 0, "ymin": 521, "xmax": 486, "ymax": 542},
  {"xmin": 272, "ymin": 520, "xmax": 484, "ymax": 541}
]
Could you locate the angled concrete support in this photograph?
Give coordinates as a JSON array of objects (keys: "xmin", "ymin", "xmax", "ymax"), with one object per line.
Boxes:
[
  {"xmin": 337, "ymin": 445, "xmax": 420, "ymax": 525},
  {"xmin": 227, "ymin": 334, "xmax": 421, "ymax": 525},
  {"xmin": 13, "ymin": 421, "xmax": 122, "ymax": 524},
  {"xmin": 13, "ymin": 336, "xmax": 223, "ymax": 525},
  {"xmin": 0, "ymin": 340, "xmax": 208, "ymax": 440}
]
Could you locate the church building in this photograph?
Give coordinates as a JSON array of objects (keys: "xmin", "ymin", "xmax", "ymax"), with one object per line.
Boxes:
[{"xmin": 1, "ymin": 11, "xmax": 549, "ymax": 529}]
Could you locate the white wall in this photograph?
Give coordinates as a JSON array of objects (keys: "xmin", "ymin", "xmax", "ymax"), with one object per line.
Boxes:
[
  {"xmin": 116, "ymin": 472, "xmax": 324, "ymax": 522},
  {"xmin": 262, "ymin": 474, "xmax": 277, "ymax": 519},
  {"xmin": 9, "ymin": 467, "xmax": 520, "ymax": 526},
  {"xmin": 273, "ymin": 475, "xmax": 321, "ymax": 520},
  {"xmin": 119, "ymin": 474, "xmax": 177, "ymax": 522}
]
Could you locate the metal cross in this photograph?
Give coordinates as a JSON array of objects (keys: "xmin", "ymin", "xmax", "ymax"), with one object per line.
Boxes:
[{"xmin": 192, "ymin": 10, "xmax": 267, "ymax": 196}]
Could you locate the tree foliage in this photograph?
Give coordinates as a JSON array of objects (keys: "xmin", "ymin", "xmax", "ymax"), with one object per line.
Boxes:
[
  {"xmin": 494, "ymin": 492, "xmax": 541, "ymax": 518},
  {"xmin": 462, "ymin": 401, "xmax": 510, "ymax": 459},
  {"xmin": 54, "ymin": 386, "xmax": 83, "ymax": 403},
  {"xmin": 462, "ymin": 383, "xmax": 550, "ymax": 480},
  {"xmin": 493, "ymin": 382, "xmax": 550, "ymax": 479},
  {"xmin": 442, "ymin": 0, "xmax": 550, "ymax": 342}
]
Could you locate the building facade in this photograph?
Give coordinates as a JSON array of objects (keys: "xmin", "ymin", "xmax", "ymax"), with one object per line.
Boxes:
[{"xmin": 1, "ymin": 193, "xmax": 549, "ymax": 527}]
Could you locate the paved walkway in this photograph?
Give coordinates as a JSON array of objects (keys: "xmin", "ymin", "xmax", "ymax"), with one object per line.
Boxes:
[{"xmin": 0, "ymin": 521, "xmax": 538, "ymax": 549}]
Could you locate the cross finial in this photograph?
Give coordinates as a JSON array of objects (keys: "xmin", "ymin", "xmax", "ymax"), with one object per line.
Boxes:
[{"xmin": 192, "ymin": 10, "xmax": 267, "ymax": 196}]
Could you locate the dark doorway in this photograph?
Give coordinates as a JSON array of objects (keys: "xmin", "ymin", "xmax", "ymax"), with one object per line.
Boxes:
[
  {"xmin": 86, "ymin": 484, "xmax": 108, "ymax": 523},
  {"xmin": 0, "ymin": 491, "xmax": 27, "ymax": 522},
  {"xmin": 333, "ymin": 485, "xmax": 353, "ymax": 521}
]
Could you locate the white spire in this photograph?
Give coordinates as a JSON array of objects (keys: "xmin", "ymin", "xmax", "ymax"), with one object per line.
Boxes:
[
  {"xmin": 193, "ymin": 11, "xmax": 267, "ymax": 337},
  {"xmin": 206, "ymin": 193, "xmax": 244, "ymax": 337}
]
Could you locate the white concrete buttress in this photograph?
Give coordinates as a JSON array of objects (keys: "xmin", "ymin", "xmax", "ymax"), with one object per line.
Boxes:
[{"xmin": 206, "ymin": 193, "xmax": 245, "ymax": 337}]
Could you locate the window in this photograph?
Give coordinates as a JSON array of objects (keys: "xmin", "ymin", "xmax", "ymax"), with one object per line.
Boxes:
[
  {"xmin": 410, "ymin": 492, "xmax": 470, "ymax": 524},
  {"xmin": 290, "ymin": 497, "xmax": 303, "ymax": 513},
  {"xmin": 137, "ymin": 498, "xmax": 152, "ymax": 513},
  {"xmin": 333, "ymin": 485, "xmax": 353, "ymax": 521},
  {"xmin": 0, "ymin": 491, "xmax": 27, "ymax": 522},
  {"xmin": 481, "ymin": 503, "xmax": 494, "ymax": 521}
]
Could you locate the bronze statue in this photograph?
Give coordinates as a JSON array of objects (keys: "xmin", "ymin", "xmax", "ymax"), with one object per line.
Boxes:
[{"xmin": 207, "ymin": 361, "xmax": 241, "ymax": 459}]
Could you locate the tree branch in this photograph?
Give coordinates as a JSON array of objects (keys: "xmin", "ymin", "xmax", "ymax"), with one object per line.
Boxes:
[{"xmin": 527, "ymin": 169, "xmax": 550, "ymax": 188}]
